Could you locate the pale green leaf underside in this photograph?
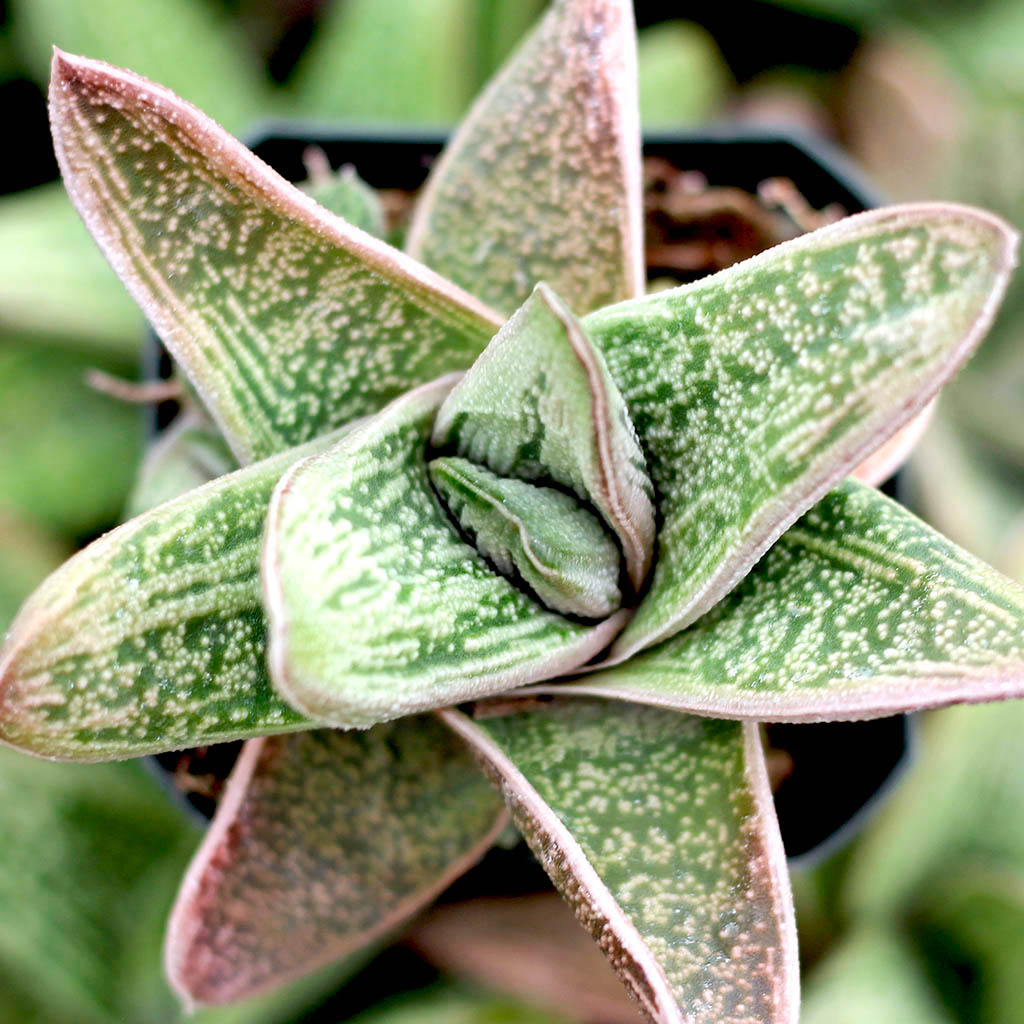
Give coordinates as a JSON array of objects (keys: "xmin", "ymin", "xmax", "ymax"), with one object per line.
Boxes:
[
  {"xmin": 432, "ymin": 284, "xmax": 655, "ymax": 589},
  {"xmin": 49, "ymin": 51, "xmax": 502, "ymax": 464},
  {"xmin": 582, "ymin": 204, "xmax": 1018, "ymax": 659},
  {"xmin": 127, "ymin": 410, "xmax": 236, "ymax": 516},
  {"xmin": 535, "ymin": 481, "xmax": 1024, "ymax": 720},
  {"xmin": 167, "ymin": 717, "xmax": 504, "ymax": 1005},
  {"xmin": 442, "ymin": 701, "xmax": 796, "ymax": 1024},
  {"xmin": 429, "ymin": 456, "xmax": 622, "ymax": 619},
  {"xmin": 0, "ymin": 430, "xmax": 361, "ymax": 761},
  {"xmin": 299, "ymin": 160, "xmax": 385, "ymax": 238},
  {"xmin": 405, "ymin": 0, "xmax": 644, "ymax": 316},
  {"xmin": 263, "ymin": 378, "xmax": 627, "ymax": 729}
]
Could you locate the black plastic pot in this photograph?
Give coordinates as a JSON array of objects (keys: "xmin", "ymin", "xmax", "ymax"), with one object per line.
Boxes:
[{"xmin": 146, "ymin": 124, "xmax": 913, "ymax": 866}]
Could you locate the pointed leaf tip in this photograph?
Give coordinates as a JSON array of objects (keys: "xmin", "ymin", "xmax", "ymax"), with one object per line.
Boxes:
[
  {"xmin": 583, "ymin": 201, "xmax": 1020, "ymax": 661},
  {"xmin": 48, "ymin": 50, "xmax": 502, "ymax": 464},
  {"xmin": 442, "ymin": 703, "xmax": 798, "ymax": 1024}
]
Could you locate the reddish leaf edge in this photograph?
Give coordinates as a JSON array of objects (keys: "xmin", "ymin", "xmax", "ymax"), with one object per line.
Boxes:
[
  {"xmin": 437, "ymin": 706, "xmax": 799, "ymax": 1024},
  {"xmin": 164, "ymin": 732, "xmax": 510, "ymax": 1008},
  {"xmin": 48, "ymin": 49, "xmax": 505, "ymax": 465}
]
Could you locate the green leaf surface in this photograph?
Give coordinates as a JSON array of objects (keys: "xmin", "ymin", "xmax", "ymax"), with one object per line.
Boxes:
[
  {"xmin": 166, "ymin": 718, "xmax": 505, "ymax": 1005},
  {"xmin": 581, "ymin": 204, "xmax": 1018, "ymax": 659},
  {"xmin": 0, "ymin": 337, "xmax": 141, "ymax": 537},
  {"xmin": 845, "ymin": 700, "xmax": 1024, "ymax": 919},
  {"xmin": 0, "ymin": 429, "xmax": 360, "ymax": 761},
  {"xmin": 429, "ymin": 457, "xmax": 622, "ymax": 618},
  {"xmin": 432, "ymin": 284, "xmax": 655, "ymax": 589},
  {"xmin": 350, "ymin": 983, "xmax": 573, "ymax": 1024},
  {"xmin": 800, "ymin": 926, "xmax": 954, "ymax": 1024},
  {"xmin": 636, "ymin": 22, "xmax": 730, "ymax": 129},
  {"xmin": 13, "ymin": 0, "xmax": 270, "ymax": 132},
  {"xmin": 0, "ymin": 747, "xmax": 195, "ymax": 1024},
  {"xmin": 264, "ymin": 378, "xmax": 627, "ymax": 728},
  {"xmin": 49, "ymin": 51, "xmax": 502, "ymax": 464},
  {"xmin": 441, "ymin": 700, "xmax": 797, "ymax": 1024},
  {"xmin": 533, "ymin": 480, "xmax": 1024, "ymax": 720},
  {"xmin": 0, "ymin": 184, "xmax": 141, "ymax": 356},
  {"xmin": 291, "ymin": 0, "xmax": 478, "ymax": 124},
  {"xmin": 299, "ymin": 159, "xmax": 385, "ymax": 238},
  {"xmin": 405, "ymin": 0, "xmax": 644, "ymax": 316}
]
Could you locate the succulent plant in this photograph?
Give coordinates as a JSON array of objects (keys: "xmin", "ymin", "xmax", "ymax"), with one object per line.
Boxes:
[{"xmin": 2, "ymin": 1, "xmax": 1024, "ymax": 1021}]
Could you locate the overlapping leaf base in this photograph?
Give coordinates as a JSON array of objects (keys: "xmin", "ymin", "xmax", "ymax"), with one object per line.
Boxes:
[
  {"xmin": 443, "ymin": 701, "xmax": 797, "ymax": 1024},
  {"xmin": 531, "ymin": 481, "xmax": 1024, "ymax": 719},
  {"xmin": 584, "ymin": 205, "xmax": 1017, "ymax": 659}
]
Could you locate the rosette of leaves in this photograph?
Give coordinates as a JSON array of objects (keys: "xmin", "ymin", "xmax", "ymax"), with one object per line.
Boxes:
[{"xmin": 2, "ymin": 2, "xmax": 1024, "ymax": 1022}]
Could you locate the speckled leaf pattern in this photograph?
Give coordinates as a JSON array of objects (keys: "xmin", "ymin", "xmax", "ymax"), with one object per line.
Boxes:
[
  {"xmin": 535, "ymin": 481, "xmax": 1024, "ymax": 720},
  {"xmin": 428, "ymin": 457, "xmax": 622, "ymax": 619},
  {"xmin": 166, "ymin": 718, "xmax": 506, "ymax": 1005},
  {"xmin": 441, "ymin": 701, "xmax": 797, "ymax": 1024},
  {"xmin": 0, "ymin": 429, "xmax": 361, "ymax": 761},
  {"xmin": 432, "ymin": 284, "xmax": 655, "ymax": 590},
  {"xmin": 263, "ymin": 377, "xmax": 628, "ymax": 728},
  {"xmin": 405, "ymin": 0, "xmax": 644, "ymax": 316},
  {"xmin": 48, "ymin": 51, "xmax": 502, "ymax": 464},
  {"xmin": 581, "ymin": 204, "xmax": 1018, "ymax": 659}
]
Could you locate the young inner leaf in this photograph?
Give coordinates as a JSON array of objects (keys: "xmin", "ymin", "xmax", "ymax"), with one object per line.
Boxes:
[{"xmin": 429, "ymin": 456, "xmax": 623, "ymax": 619}]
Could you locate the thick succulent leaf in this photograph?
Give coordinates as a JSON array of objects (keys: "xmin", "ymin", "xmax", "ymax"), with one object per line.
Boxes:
[
  {"xmin": 264, "ymin": 377, "xmax": 627, "ymax": 728},
  {"xmin": 432, "ymin": 284, "xmax": 655, "ymax": 589},
  {"xmin": 166, "ymin": 718, "xmax": 506, "ymax": 1005},
  {"xmin": 0, "ymin": 184, "xmax": 140, "ymax": 356},
  {"xmin": 49, "ymin": 51, "xmax": 502, "ymax": 464},
  {"xmin": 0, "ymin": 428, "xmax": 365, "ymax": 761},
  {"xmin": 851, "ymin": 399, "xmax": 935, "ymax": 486},
  {"xmin": 409, "ymin": 894, "xmax": 645, "ymax": 1022},
  {"xmin": 441, "ymin": 700, "xmax": 798, "ymax": 1024},
  {"xmin": 127, "ymin": 410, "xmax": 235, "ymax": 516},
  {"xmin": 405, "ymin": 0, "xmax": 644, "ymax": 315},
  {"xmin": 532, "ymin": 481, "xmax": 1024, "ymax": 720},
  {"xmin": 800, "ymin": 926, "xmax": 954, "ymax": 1024},
  {"xmin": 581, "ymin": 204, "xmax": 1019, "ymax": 659},
  {"xmin": 429, "ymin": 457, "xmax": 622, "ymax": 619}
]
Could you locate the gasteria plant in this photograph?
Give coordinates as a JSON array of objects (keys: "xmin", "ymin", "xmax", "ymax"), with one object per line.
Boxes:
[{"xmin": 2, "ymin": 1, "xmax": 1024, "ymax": 1021}]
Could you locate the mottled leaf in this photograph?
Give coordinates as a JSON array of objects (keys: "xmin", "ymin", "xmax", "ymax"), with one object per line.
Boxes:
[
  {"xmin": 851, "ymin": 399, "xmax": 935, "ymax": 486},
  {"xmin": 166, "ymin": 718, "xmax": 506, "ymax": 1005},
  {"xmin": 127, "ymin": 410, "xmax": 235, "ymax": 516},
  {"xmin": 441, "ymin": 700, "xmax": 798, "ymax": 1024},
  {"xmin": 530, "ymin": 481, "xmax": 1024, "ymax": 720},
  {"xmin": 801, "ymin": 927, "xmax": 954, "ymax": 1024},
  {"xmin": 291, "ymin": 0, "xmax": 478, "ymax": 124},
  {"xmin": 0, "ymin": 428, "xmax": 365, "ymax": 761},
  {"xmin": 581, "ymin": 204, "xmax": 1018, "ymax": 659},
  {"xmin": 0, "ymin": 184, "xmax": 140, "ymax": 356},
  {"xmin": 409, "ymin": 894, "xmax": 644, "ymax": 1023},
  {"xmin": 429, "ymin": 457, "xmax": 622, "ymax": 618},
  {"xmin": 432, "ymin": 284, "xmax": 655, "ymax": 590},
  {"xmin": 264, "ymin": 377, "xmax": 627, "ymax": 728},
  {"xmin": 405, "ymin": 0, "xmax": 644, "ymax": 315},
  {"xmin": 49, "ymin": 51, "xmax": 502, "ymax": 464}
]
